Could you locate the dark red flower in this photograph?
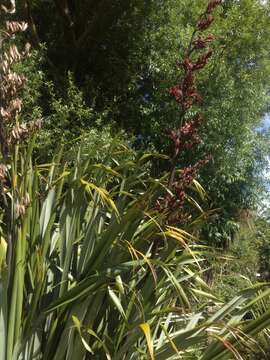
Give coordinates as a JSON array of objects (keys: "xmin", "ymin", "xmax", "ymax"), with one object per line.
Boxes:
[
  {"xmin": 193, "ymin": 35, "xmax": 215, "ymax": 49},
  {"xmin": 187, "ymin": 89, "xmax": 203, "ymax": 103},
  {"xmin": 198, "ymin": 14, "xmax": 214, "ymax": 31},
  {"xmin": 193, "ymin": 50, "xmax": 213, "ymax": 70},
  {"xmin": 182, "ymin": 71, "xmax": 194, "ymax": 92},
  {"xmin": 182, "ymin": 57, "xmax": 193, "ymax": 71},
  {"xmin": 207, "ymin": 0, "xmax": 222, "ymax": 14},
  {"xmin": 169, "ymin": 85, "xmax": 183, "ymax": 102},
  {"xmin": 160, "ymin": 0, "xmax": 218, "ymax": 226}
]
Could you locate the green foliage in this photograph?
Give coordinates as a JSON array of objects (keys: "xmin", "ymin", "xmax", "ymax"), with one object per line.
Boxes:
[
  {"xmin": 1, "ymin": 2, "xmax": 270, "ymax": 359},
  {"xmin": 1, "ymin": 136, "xmax": 270, "ymax": 359},
  {"xmin": 212, "ymin": 219, "xmax": 260, "ymax": 302},
  {"xmin": 254, "ymin": 214, "xmax": 270, "ymax": 281},
  {"xmin": 18, "ymin": 0, "xmax": 270, "ymax": 246},
  {"xmin": 208, "ymin": 215, "xmax": 270, "ymax": 359},
  {"xmin": 17, "ymin": 48, "xmax": 44, "ymax": 123},
  {"xmin": 37, "ymin": 73, "xmax": 95, "ymax": 158}
]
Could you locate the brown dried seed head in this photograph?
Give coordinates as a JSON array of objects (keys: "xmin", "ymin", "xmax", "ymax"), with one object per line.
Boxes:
[
  {"xmin": 0, "ymin": 107, "xmax": 11, "ymax": 120},
  {"xmin": 15, "ymin": 194, "xmax": 31, "ymax": 217},
  {"xmin": 9, "ymin": 98, "xmax": 22, "ymax": 113},
  {"xmin": 11, "ymin": 123, "xmax": 28, "ymax": 141},
  {"xmin": 29, "ymin": 118, "xmax": 42, "ymax": 131},
  {"xmin": 1, "ymin": 0, "xmax": 16, "ymax": 14},
  {"xmin": 0, "ymin": 164, "xmax": 8, "ymax": 182},
  {"xmin": 16, "ymin": 203, "xmax": 25, "ymax": 217},
  {"xmin": 24, "ymin": 43, "xmax": 31, "ymax": 56},
  {"xmin": 23, "ymin": 193, "xmax": 30, "ymax": 207},
  {"xmin": 6, "ymin": 21, "xmax": 28, "ymax": 34}
]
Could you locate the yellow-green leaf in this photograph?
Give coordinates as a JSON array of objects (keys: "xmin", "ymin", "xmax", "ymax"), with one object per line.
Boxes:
[{"xmin": 140, "ymin": 323, "xmax": 155, "ymax": 360}]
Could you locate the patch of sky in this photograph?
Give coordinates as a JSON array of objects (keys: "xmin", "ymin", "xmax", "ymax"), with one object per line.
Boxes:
[
  {"xmin": 256, "ymin": 113, "xmax": 270, "ymax": 132},
  {"xmin": 259, "ymin": 114, "xmax": 270, "ymax": 206}
]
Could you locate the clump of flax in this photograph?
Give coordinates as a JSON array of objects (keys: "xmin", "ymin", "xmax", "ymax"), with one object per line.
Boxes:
[{"xmin": 0, "ymin": 1, "xmax": 41, "ymax": 174}]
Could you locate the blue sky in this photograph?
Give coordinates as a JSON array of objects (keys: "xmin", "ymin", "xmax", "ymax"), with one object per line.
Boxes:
[
  {"xmin": 260, "ymin": 114, "xmax": 270, "ymax": 130},
  {"xmin": 261, "ymin": 114, "xmax": 270, "ymax": 198}
]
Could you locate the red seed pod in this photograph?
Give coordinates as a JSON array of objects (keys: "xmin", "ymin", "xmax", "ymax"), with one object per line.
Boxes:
[
  {"xmin": 193, "ymin": 35, "xmax": 215, "ymax": 49},
  {"xmin": 193, "ymin": 38, "xmax": 207, "ymax": 49},
  {"xmin": 164, "ymin": 0, "xmax": 218, "ymax": 226},
  {"xmin": 182, "ymin": 57, "xmax": 193, "ymax": 71},
  {"xmin": 182, "ymin": 71, "xmax": 194, "ymax": 92},
  {"xmin": 198, "ymin": 14, "xmax": 214, "ymax": 31},
  {"xmin": 187, "ymin": 90, "xmax": 203, "ymax": 103},
  {"xmin": 207, "ymin": 0, "xmax": 222, "ymax": 14},
  {"xmin": 193, "ymin": 49, "xmax": 213, "ymax": 70},
  {"xmin": 182, "ymin": 99, "xmax": 193, "ymax": 111},
  {"xmin": 169, "ymin": 85, "xmax": 183, "ymax": 102}
]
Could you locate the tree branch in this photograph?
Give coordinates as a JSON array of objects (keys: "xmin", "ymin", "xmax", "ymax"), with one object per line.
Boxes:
[
  {"xmin": 22, "ymin": 0, "xmax": 40, "ymax": 47},
  {"xmin": 53, "ymin": 0, "xmax": 76, "ymax": 47},
  {"xmin": 21, "ymin": 0, "xmax": 61, "ymax": 76}
]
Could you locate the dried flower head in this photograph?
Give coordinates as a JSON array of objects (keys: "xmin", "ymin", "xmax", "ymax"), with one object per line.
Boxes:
[
  {"xmin": 0, "ymin": 2, "xmax": 40, "ymax": 158},
  {"xmin": 0, "ymin": 164, "xmax": 8, "ymax": 182},
  {"xmin": 6, "ymin": 21, "xmax": 28, "ymax": 34},
  {"xmin": 15, "ymin": 193, "xmax": 31, "ymax": 218},
  {"xmin": 1, "ymin": 0, "xmax": 15, "ymax": 14}
]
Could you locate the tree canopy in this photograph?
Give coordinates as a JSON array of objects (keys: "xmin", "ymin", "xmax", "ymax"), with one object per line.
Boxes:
[{"xmin": 15, "ymin": 0, "xmax": 270, "ymax": 244}]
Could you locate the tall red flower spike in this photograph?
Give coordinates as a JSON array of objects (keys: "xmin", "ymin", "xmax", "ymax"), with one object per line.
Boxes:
[{"xmin": 158, "ymin": 0, "xmax": 221, "ymax": 224}]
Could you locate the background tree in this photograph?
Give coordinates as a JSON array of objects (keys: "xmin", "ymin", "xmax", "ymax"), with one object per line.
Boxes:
[{"xmin": 15, "ymin": 0, "xmax": 270, "ymax": 245}]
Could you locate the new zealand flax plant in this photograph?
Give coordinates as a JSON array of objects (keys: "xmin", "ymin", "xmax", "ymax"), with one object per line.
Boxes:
[{"xmin": 1, "ymin": 1, "xmax": 270, "ymax": 359}]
